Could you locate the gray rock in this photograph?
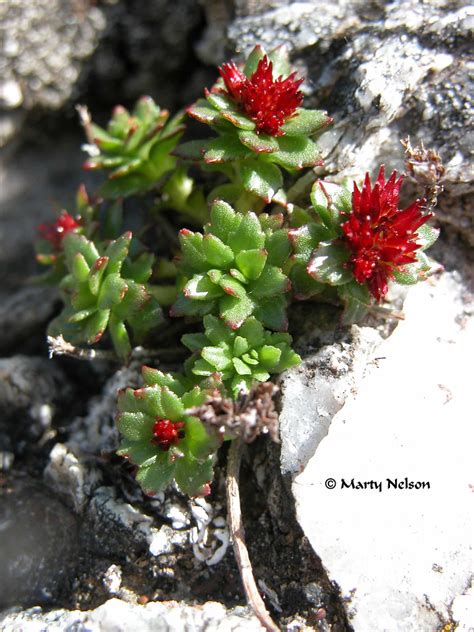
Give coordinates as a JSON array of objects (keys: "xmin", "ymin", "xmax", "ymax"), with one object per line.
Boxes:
[
  {"xmin": 0, "ymin": 598, "xmax": 264, "ymax": 631},
  {"xmin": 0, "ymin": 0, "xmax": 205, "ymax": 144},
  {"xmin": 290, "ymin": 272, "xmax": 474, "ymax": 630},
  {"xmin": 0, "ymin": 355, "xmax": 71, "ymax": 452},
  {"xmin": 0, "ymin": 476, "xmax": 79, "ymax": 609},
  {"xmin": 0, "ymin": 286, "xmax": 57, "ymax": 353}
]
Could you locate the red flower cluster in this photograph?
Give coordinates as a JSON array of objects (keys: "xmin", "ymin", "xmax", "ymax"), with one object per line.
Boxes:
[
  {"xmin": 219, "ymin": 56, "xmax": 303, "ymax": 136},
  {"xmin": 39, "ymin": 211, "xmax": 80, "ymax": 250},
  {"xmin": 151, "ymin": 418, "xmax": 185, "ymax": 451},
  {"xmin": 342, "ymin": 166, "xmax": 430, "ymax": 301}
]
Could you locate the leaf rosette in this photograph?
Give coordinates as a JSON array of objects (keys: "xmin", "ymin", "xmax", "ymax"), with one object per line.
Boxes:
[
  {"xmin": 82, "ymin": 97, "xmax": 184, "ymax": 199},
  {"xmin": 48, "ymin": 231, "xmax": 163, "ymax": 359},
  {"xmin": 183, "ymin": 315, "xmax": 301, "ymax": 397},
  {"xmin": 117, "ymin": 368, "xmax": 218, "ymax": 496},
  {"xmin": 171, "ymin": 200, "xmax": 293, "ymax": 331},
  {"xmin": 178, "ymin": 46, "xmax": 332, "ymax": 204}
]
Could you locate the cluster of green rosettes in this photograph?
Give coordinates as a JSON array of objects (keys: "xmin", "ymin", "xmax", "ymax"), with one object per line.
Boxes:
[{"xmin": 37, "ymin": 45, "xmax": 439, "ymax": 497}]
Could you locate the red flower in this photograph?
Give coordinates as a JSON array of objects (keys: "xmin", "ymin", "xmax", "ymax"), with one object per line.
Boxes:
[
  {"xmin": 39, "ymin": 211, "xmax": 80, "ymax": 250},
  {"xmin": 341, "ymin": 166, "xmax": 431, "ymax": 301},
  {"xmin": 151, "ymin": 418, "xmax": 185, "ymax": 451},
  {"xmin": 219, "ymin": 55, "xmax": 303, "ymax": 136}
]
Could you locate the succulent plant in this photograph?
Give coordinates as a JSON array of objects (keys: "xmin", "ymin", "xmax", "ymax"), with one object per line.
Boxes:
[
  {"xmin": 290, "ymin": 169, "xmax": 439, "ymax": 322},
  {"xmin": 48, "ymin": 231, "xmax": 163, "ymax": 359},
  {"xmin": 170, "ymin": 200, "xmax": 293, "ymax": 331},
  {"xmin": 117, "ymin": 368, "xmax": 219, "ymax": 496},
  {"xmin": 178, "ymin": 46, "xmax": 332, "ymax": 205},
  {"xmin": 81, "ymin": 96, "xmax": 184, "ymax": 198},
  {"xmin": 182, "ymin": 315, "xmax": 300, "ymax": 396}
]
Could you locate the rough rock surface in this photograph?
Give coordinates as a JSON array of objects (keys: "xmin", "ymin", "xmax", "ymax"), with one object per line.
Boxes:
[
  {"xmin": 286, "ymin": 271, "xmax": 474, "ymax": 631},
  {"xmin": 0, "ymin": 598, "xmax": 264, "ymax": 631},
  {"xmin": 0, "ymin": 0, "xmax": 205, "ymax": 144}
]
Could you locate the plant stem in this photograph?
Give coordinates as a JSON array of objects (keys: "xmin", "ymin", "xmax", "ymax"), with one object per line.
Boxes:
[{"xmin": 226, "ymin": 439, "xmax": 280, "ymax": 632}]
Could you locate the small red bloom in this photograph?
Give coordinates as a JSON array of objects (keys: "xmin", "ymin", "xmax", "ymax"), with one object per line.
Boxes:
[
  {"xmin": 342, "ymin": 166, "xmax": 431, "ymax": 301},
  {"xmin": 151, "ymin": 418, "xmax": 185, "ymax": 451},
  {"xmin": 39, "ymin": 211, "xmax": 80, "ymax": 250},
  {"xmin": 219, "ymin": 55, "xmax": 303, "ymax": 136}
]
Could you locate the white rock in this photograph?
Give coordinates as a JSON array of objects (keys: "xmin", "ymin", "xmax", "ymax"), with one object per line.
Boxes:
[
  {"xmin": 292, "ymin": 272, "xmax": 474, "ymax": 630},
  {"xmin": 0, "ymin": 598, "xmax": 264, "ymax": 631},
  {"xmin": 279, "ymin": 325, "xmax": 382, "ymax": 475}
]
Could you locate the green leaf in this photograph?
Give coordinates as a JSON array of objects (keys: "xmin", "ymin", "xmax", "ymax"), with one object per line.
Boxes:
[
  {"xmin": 239, "ymin": 317, "xmax": 265, "ymax": 348},
  {"xmin": 250, "ymin": 265, "xmax": 290, "ymax": 298},
  {"xmin": 243, "ymin": 45, "xmax": 266, "ymax": 77},
  {"xmin": 254, "ymin": 295, "xmax": 288, "ymax": 331},
  {"xmin": 181, "ymin": 389, "xmax": 206, "ymax": 411},
  {"xmin": 265, "ymin": 229, "xmax": 291, "ymax": 267},
  {"xmin": 271, "ymin": 136, "xmax": 322, "ymax": 170},
  {"xmin": 98, "ymin": 274, "xmax": 128, "ymax": 309},
  {"xmin": 311, "ymin": 181, "xmax": 351, "ymax": 231},
  {"xmin": 203, "ymin": 135, "xmax": 249, "ymax": 164},
  {"xmin": 202, "ymin": 234, "xmax": 235, "ymax": 267},
  {"xmin": 191, "ymin": 358, "xmax": 216, "ymax": 377},
  {"xmin": 182, "ymin": 416, "xmax": 216, "ymax": 460},
  {"xmin": 228, "ymin": 211, "xmax": 265, "ymax": 252},
  {"xmin": 117, "ymin": 412, "xmax": 154, "ymax": 442},
  {"xmin": 205, "ymin": 91, "xmax": 236, "ymax": 112},
  {"xmin": 238, "ymin": 130, "xmax": 278, "ymax": 153},
  {"xmin": 240, "ymin": 159, "xmax": 283, "ymax": 203},
  {"xmin": 233, "ymin": 335, "xmax": 249, "ymax": 357},
  {"xmin": 201, "ymin": 346, "xmax": 233, "ymax": 371},
  {"xmin": 187, "ymin": 99, "xmax": 219, "ymax": 124},
  {"xmin": 178, "ymin": 230, "xmax": 208, "ymax": 274},
  {"xmin": 181, "ymin": 333, "xmax": 208, "ymax": 352},
  {"xmin": 338, "ymin": 282, "xmax": 372, "ymax": 325},
  {"xmin": 63, "ymin": 233, "xmax": 100, "ymax": 268},
  {"xmin": 220, "ymin": 110, "xmax": 255, "ymax": 130},
  {"xmin": 173, "ymin": 139, "xmax": 207, "ymax": 160},
  {"xmin": 220, "ymin": 294, "xmax": 254, "ymax": 330},
  {"xmin": 83, "ymin": 309, "xmax": 110, "ymax": 344},
  {"xmin": 108, "ymin": 313, "xmax": 131, "ymax": 359},
  {"xmin": 416, "ymin": 223, "xmax": 439, "ymax": 251},
  {"xmin": 219, "ymin": 275, "xmax": 247, "ymax": 299},
  {"xmin": 104, "ymin": 232, "xmax": 132, "ymax": 274},
  {"xmin": 72, "ymin": 253, "xmax": 90, "ymax": 282},
  {"xmin": 202, "ymin": 314, "xmax": 233, "ymax": 345},
  {"xmin": 290, "ymin": 263, "xmax": 325, "ymax": 299},
  {"xmin": 209, "ymin": 200, "xmax": 239, "ymax": 242},
  {"xmin": 235, "ymin": 249, "xmax": 268, "ymax": 280},
  {"xmin": 281, "ymin": 109, "xmax": 332, "ymax": 136},
  {"xmin": 232, "ymin": 357, "xmax": 252, "ymax": 375},
  {"xmin": 160, "ymin": 387, "xmax": 185, "ymax": 421},
  {"xmin": 170, "ymin": 293, "xmax": 215, "ymax": 318},
  {"xmin": 268, "ymin": 45, "xmax": 292, "ymax": 78},
  {"xmin": 307, "ymin": 242, "xmax": 353, "ymax": 286},
  {"xmin": 184, "ymin": 274, "xmax": 223, "ymax": 301},
  {"xmin": 88, "ymin": 256, "xmax": 109, "ymax": 296},
  {"xmin": 175, "ymin": 455, "xmax": 214, "ymax": 497},
  {"xmin": 258, "ymin": 345, "xmax": 282, "ymax": 369},
  {"xmin": 136, "ymin": 455, "xmax": 176, "ymax": 495}
]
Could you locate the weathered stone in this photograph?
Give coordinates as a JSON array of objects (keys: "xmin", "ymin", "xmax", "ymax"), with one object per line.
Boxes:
[
  {"xmin": 0, "ymin": 476, "xmax": 79, "ymax": 609},
  {"xmin": 279, "ymin": 323, "xmax": 383, "ymax": 475},
  {"xmin": 291, "ymin": 272, "xmax": 473, "ymax": 631},
  {"xmin": 0, "ymin": 355, "xmax": 71, "ymax": 452},
  {"xmin": 0, "ymin": 598, "xmax": 265, "ymax": 631},
  {"xmin": 0, "ymin": 286, "xmax": 58, "ymax": 353}
]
